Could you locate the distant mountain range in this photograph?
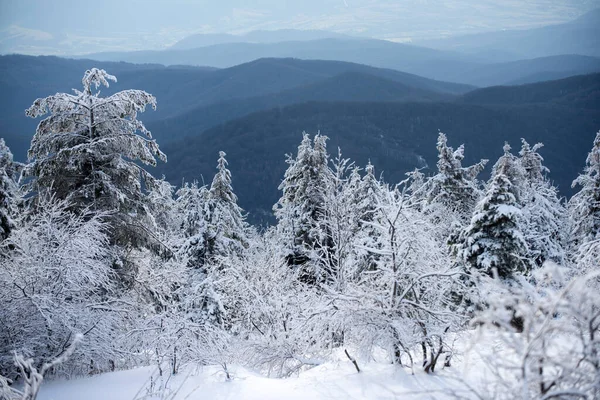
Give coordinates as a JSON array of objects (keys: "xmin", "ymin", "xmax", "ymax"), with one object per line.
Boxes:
[
  {"xmin": 1, "ymin": 55, "xmax": 598, "ymax": 224},
  {"xmin": 153, "ymin": 73, "xmax": 600, "ymax": 223},
  {"xmin": 416, "ymin": 8, "xmax": 600, "ymax": 60},
  {"xmin": 0, "ymin": 55, "xmax": 473, "ymax": 158},
  {"xmin": 74, "ymin": 9, "xmax": 600, "ymax": 87},
  {"xmin": 170, "ymin": 30, "xmax": 355, "ymax": 50}
]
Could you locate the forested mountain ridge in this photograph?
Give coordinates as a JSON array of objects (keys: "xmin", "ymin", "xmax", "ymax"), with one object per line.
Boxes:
[
  {"xmin": 157, "ymin": 97, "xmax": 600, "ymax": 224},
  {"xmin": 0, "ymin": 55, "xmax": 473, "ymax": 159},
  {"xmin": 460, "ymin": 72, "xmax": 600, "ymax": 109},
  {"xmin": 2, "ymin": 54, "xmax": 598, "ymax": 226}
]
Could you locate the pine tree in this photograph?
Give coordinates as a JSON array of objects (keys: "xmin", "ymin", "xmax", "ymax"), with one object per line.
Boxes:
[
  {"xmin": 25, "ymin": 68, "xmax": 166, "ymax": 250},
  {"xmin": 455, "ymin": 153, "xmax": 530, "ymax": 280},
  {"xmin": 568, "ymin": 130, "xmax": 600, "ymax": 271}
]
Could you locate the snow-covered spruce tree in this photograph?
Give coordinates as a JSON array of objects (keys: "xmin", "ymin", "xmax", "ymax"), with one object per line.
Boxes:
[
  {"xmin": 175, "ymin": 181, "xmax": 210, "ymax": 269},
  {"xmin": 0, "ymin": 139, "xmax": 21, "ymax": 240},
  {"xmin": 350, "ymin": 161, "xmax": 386, "ymax": 276},
  {"xmin": 24, "ymin": 68, "xmax": 166, "ymax": 251},
  {"xmin": 491, "ymin": 143, "xmax": 526, "ymax": 200},
  {"xmin": 205, "ymin": 151, "xmax": 248, "ymax": 262},
  {"xmin": 274, "ymin": 133, "xmax": 335, "ymax": 284},
  {"xmin": 454, "ymin": 150, "xmax": 531, "ymax": 281},
  {"xmin": 422, "ymin": 132, "xmax": 488, "ymax": 239},
  {"xmin": 568, "ymin": 130, "xmax": 600, "ymax": 273},
  {"xmin": 518, "ymin": 139, "xmax": 566, "ymax": 267},
  {"xmin": 176, "ymin": 152, "xmax": 249, "ymax": 326}
]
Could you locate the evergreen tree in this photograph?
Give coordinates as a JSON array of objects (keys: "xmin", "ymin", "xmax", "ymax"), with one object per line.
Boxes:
[
  {"xmin": 423, "ymin": 132, "xmax": 488, "ymax": 239},
  {"xmin": 518, "ymin": 139, "xmax": 566, "ymax": 266},
  {"xmin": 176, "ymin": 181, "xmax": 210, "ymax": 269},
  {"xmin": 25, "ymin": 68, "xmax": 166, "ymax": 250},
  {"xmin": 491, "ymin": 143, "xmax": 526, "ymax": 201},
  {"xmin": 351, "ymin": 162, "xmax": 385, "ymax": 275},
  {"xmin": 206, "ymin": 151, "xmax": 248, "ymax": 262},
  {"xmin": 0, "ymin": 139, "xmax": 20, "ymax": 240},
  {"xmin": 274, "ymin": 133, "xmax": 334, "ymax": 282},
  {"xmin": 455, "ymin": 153, "xmax": 530, "ymax": 280},
  {"xmin": 568, "ymin": 131, "xmax": 600, "ymax": 271}
]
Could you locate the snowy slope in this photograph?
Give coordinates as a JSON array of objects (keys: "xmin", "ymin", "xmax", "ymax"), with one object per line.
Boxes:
[{"xmin": 37, "ymin": 361, "xmax": 478, "ymax": 400}]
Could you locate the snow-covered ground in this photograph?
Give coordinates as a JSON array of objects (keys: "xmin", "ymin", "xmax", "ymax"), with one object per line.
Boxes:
[
  {"xmin": 36, "ymin": 343, "xmax": 491, "ymax": 400},
  {"xmin": 36, "ymin": 363, "xmax": 465, "ymax": 400}
]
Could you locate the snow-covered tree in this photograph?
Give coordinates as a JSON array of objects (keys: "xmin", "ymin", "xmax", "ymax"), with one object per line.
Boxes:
[
  {"xmin": 336, "ymin": 185, "xmax": 463, "ymax": 372},
  {"xmin": 454, "ymin": 152, "xmax": 531, "ymax": 281},
  {"xmin": 491, "ymin": 143, "xmax": 527, "ymax": 200},
  {"xmin": 172, "ymin": 152, "xmax": 248, "ymax": 326},
  {"xmin": 350, "ymin": 162, "xmax": 386, "ymax": 276},
  {"xmin": 568, "ymin": 130, "xmax": 600, "ymax": 273},
  {"xmin": 422, "ymin": 132, "xmax": 488, "ymax": 239},
  {"xmin": 175, "ymin": 181, "xmax": 210, "ymax": 269},
  {"xmin": 471, "ymin": 264, "xmax": 600, "ymax": 399},
  {"xmin": 0, "ymin": 139, "xmax": 20, "ymax": 240},
  {"xmin": 24, "ymin": 68, "xmax": 166, "ymax": 250},
  {"xmin": 202, "ymin": 230, "xmax": 327, "ymax": 377},
  {"xmin": 0, "ymin": 195, "xmax": 119, "ymax": 379},
  {"xmin": 518, "ymin": 139, "xmax": 566, "ymax": 267},
  {"xmin": 205, "ymin": 151, "xmax": 248, "ymax": 262},
  {"xmin": 274, "ymin": 133, "xmax": 334, "ymax": 284}
]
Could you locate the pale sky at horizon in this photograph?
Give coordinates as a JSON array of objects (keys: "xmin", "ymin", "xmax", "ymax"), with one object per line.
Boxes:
[{"xmin": 1, "ymin": 0, "xmax": 598, "ymax": 55}]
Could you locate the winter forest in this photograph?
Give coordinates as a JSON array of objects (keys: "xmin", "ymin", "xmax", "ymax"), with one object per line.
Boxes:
[{"xmin": 0, "ymin": 68, "xmax": 599, "ymax": 400}]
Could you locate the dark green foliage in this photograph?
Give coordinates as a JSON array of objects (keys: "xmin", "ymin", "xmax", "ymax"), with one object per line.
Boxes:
[{"xmin": 456, "ymin": 161, "xmax": 530, "ymax": 280}]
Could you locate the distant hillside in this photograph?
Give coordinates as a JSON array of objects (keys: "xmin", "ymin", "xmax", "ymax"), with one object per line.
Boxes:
[
  {"xmin": 0, "ymin": 55, "xmax": 472, "ymax": 159},
  {"xmin": 417, "ymin": 8, "xmax": 600, "ymax": 60},
  {"xmin": 146, "ymin": 70, "xmax": 454, "ymax": 142},
  {"xmin": 81, "ymin": 37, "xmax": 600, "ymax": 87},
  {"xmin": 438, "ymin": 55, "xmax": 600, "ymax": 87},
  {"xmin": 82, "ymin": 38, "xmax": 485, "ymax": 80},
  {"xmin": 460, "ymin": 73, "xmax": 600, "ymax": 109},
  {"xmin": 171, "ymin": 29, "xmax": 354, "ymax": 50},
  {"xmin": 157, "ymin": 100, "xmax": 600, "ymax": 224}
]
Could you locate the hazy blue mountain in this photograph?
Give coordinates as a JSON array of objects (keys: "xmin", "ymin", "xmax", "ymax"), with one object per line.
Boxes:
[
  {"xmin": 156, "ymin": 98, "xmax": 599, "ymax": 224},
  {"xmin": 82, "ymin": 38, "xmax": 482, "ymax": 75},
  {"xmin": 0, "ymin": 55, "xmax": 472, "ymax": 160},
  {"xmin": 460, "ymin": 73, "xmax": 600, "ymax": 109},
  {"xmin": 171, "ymin": 29, "xmax": 354, "ymax": 50},
  {"xmin": 437, "ymin": 55, "xmax": 600, "ymax": 87},
  {"xmin": 81, "ymin": 36, "xmax": 600, "ymax": 86},
  {"xmin": 417, "ymin": 8, "xmax": 600, "ymax": 60},
  {"xmin": 146, "ymin": 70, "xmax": 455, "ymax": 143}
]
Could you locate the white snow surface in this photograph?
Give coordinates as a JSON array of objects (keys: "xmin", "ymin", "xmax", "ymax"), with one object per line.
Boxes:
[{"xmin": 36, "ymin": 346, "xmax": 487, "ymax": 400}]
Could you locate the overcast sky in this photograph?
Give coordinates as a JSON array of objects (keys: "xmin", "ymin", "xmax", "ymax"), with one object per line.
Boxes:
[{"xmin": 0, "ymin": 0, "xmax": 597, "ymax": 54}]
